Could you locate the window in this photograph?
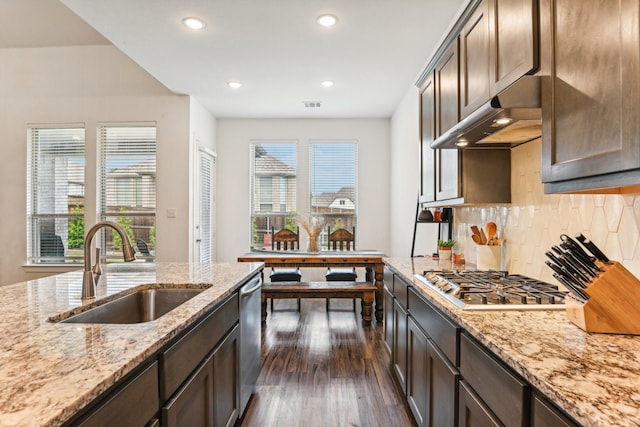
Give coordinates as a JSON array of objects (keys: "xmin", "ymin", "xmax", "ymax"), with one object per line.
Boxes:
[
  {"xmin": 27, "ymin": 126, "xmax": 86, "ymax": 263},
  {"xmin": 99, "ymin": 125, "xmax": 157, "ymax": 260},
  {"xmin": 309, "ymin": 141, "xmax": 357, "ymax": 247},
  {"xmin": 250, "ymin": 142, "xmax": 297, "ymax": 250}
]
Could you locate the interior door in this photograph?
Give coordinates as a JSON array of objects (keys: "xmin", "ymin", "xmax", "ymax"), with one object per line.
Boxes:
[{"xmin": 196, "ymin": 147, "xmax": 217, "ymax": 263}]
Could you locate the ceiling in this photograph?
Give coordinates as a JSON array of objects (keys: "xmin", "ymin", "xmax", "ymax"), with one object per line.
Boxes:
[{"xmin": 3, "ymin": 0, "xmax": 468, "ymax": 119}]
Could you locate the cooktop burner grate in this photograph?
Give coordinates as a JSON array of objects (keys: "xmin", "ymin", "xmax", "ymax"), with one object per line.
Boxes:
[{"xmin": 413, "ymin": 269, "xmax": 567, "ymax": 310}]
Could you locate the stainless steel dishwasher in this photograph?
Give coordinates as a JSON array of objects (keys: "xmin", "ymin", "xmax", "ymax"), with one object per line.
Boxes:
[{"xmin": 239, "ymin": 275, "xmax": 262, "ymax": 416}]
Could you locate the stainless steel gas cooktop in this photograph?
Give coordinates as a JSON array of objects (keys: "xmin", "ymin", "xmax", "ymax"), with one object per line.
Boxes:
[{"xmin": 413, "ymin": 270, "xmax": 567, "ymax": 311}]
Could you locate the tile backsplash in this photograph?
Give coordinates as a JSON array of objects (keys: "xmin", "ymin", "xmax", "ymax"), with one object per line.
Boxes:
[{"xmin": 454, "ymin": 138, "xmax": 640, "ymax": 283}]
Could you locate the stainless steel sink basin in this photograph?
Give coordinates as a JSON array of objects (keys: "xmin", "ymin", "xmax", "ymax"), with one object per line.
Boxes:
[{"xmin": 59, "ymin": 288, "xmax": 206, "ymax": 324}]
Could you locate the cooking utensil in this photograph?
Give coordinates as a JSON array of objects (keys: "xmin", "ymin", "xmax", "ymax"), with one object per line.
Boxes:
[
  {"xmin": 486, "ymin": 222, "xmax": 497, "ymax": 241},
  {"xmin": 479, "ymin": 228, "xmax": 488, "ymax": 245},
  {"xmin": 575, "ymin": 233, "xmax": 610, "ymax": 263},
  {"xmin": 552, "ymin": 273, "xmax": 589, "ymax": 301},
  {"xmin": 470, "ymin": 226, "xmax": 484, "ymax": 245}
]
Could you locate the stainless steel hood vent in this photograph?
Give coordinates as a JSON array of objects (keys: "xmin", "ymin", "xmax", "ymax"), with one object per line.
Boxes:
[{"xmin": 431, "ymin": 76, "xmax": 541, "ymax": 149}]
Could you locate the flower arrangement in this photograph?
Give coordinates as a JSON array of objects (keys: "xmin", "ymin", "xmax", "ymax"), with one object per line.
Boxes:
[{"xmin": 298, "ymin": 215, "xmax": 325, "ymax": 252}]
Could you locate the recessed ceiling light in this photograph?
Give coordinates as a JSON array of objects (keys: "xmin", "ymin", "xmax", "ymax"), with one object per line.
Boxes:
[
  {"xmin": 227, "ymin": 81, "xmax": 242, "ymax": 89},
  {"xmin": 456, "ymin": 139, "xmax": 469, "ymax": 147},
  {"xmin": 321, "ymin": 80, "xmax": 334, "ymax": 88},
  {"xmin": 182, "ymin": 17, "xmax": 206, "ymax": 30},
  {"xmin": 317, "ymin": 14, "xmax": 338, "ymax": 27}
]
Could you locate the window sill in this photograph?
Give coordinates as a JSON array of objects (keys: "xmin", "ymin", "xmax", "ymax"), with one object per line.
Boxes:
[{"xmin": 23, "ymin": 264, "xmax": 83, "ymax": 275}]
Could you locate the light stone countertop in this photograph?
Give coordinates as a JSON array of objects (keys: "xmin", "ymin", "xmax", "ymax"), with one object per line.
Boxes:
[
  {"xmin": 0, "ymin": 261, "xmax": 264, "ymax": 427},
  {"xmin": 384, "ymin": 257, "xmax": 640, "ymax": 427}
]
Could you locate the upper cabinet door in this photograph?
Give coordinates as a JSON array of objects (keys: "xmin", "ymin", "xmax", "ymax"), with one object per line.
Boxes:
[
  {"xmin": 460, "ymin": 0, "xmax": 492, "ymax": 119},
  {"xmin": 491, "ymin": 0, "xmax": 538, "ymax": 94},
  {"xmin": 420, "ymin": 72, "xmax": 436, "ymax": 202},
  {"xmin": 542, "ymin": 0, "xmax": 640, "ymax": 184},
  {"xmin": 435, "ymin": 38, "xmax": 460, "ymax": 137}
]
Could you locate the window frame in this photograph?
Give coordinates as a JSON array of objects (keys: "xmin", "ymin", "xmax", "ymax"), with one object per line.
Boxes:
[
  {"xmin": 98, "ymin": 123, "xmax": 157, "ymax": 261},
  {"xmin": 26, "ymin": 124, "xmax": 86, "ymax": 264},
  {"xmin": 249, "ymin": 141, "xmax": 298, "ymax": 251},
  {"xmin": 309, "ymin": 140, "xmax": 358, "ymax": 249}
]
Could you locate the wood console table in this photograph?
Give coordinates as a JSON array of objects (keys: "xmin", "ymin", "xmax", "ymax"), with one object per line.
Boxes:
[{"xmin": 237, "ymin": 250, "xmax": 385, "ymax": 323}]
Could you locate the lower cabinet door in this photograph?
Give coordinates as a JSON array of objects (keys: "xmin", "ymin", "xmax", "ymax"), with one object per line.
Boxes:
[
  {"xmin": 393, "ymin": 298, "xmax": 408, "ymax": 395},
  {"xmin": 428, "ymin": 340, "xmax": 460, "ymax": 427},
  {"xmin": 383, "ymin": 285, "xmax": 394, "ymax": 354},
  {"xmin": 407, "ymin": 317, "xmax": 428, "ymax": 427},
  {"xmin": 163, "ymin": 355, "xmax": 215, "ymax": 427},
  {"xmin": 531, "ymin": 393, "xmax": 578, "ymax": 427},
  {"xmin": 163, "ymin": 325, "xmax": 239, "ymax": 427},
  {"xmin": 212, "ymin": 325, "xmax": 240, "ymax": 427},
  {"xmin": 459, "ymin": 380, "xmax": 502, "ymax": 427}
]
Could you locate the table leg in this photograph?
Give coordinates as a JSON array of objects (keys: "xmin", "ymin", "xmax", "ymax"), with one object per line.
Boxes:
[
  {"xmin": 374, "ymin": 262, "xmax": 384, "ymax": 322},
  {"xmin": 361, "ymin": 291, "xmax": 374, "ymax": 326}
]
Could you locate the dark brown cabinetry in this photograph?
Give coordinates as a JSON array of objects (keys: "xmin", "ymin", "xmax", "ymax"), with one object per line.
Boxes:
[
  {"xmin": 542, "ymin": 0, "xmax": 640, "ymax": 193},
  {"xmin": 531, "ymin": 393, "xmax": 579, "ymax": 427},
  {"xmin": 407, "ymin": 317, "xmax": 429, "ymax": 426},
  {"xmin": 459, "ymin": 380, "xmax": 502, "ymax": 427},
  {"xmin": 163, "ymin": 325, "xmax": 239, "ymax": 427},
  {"xmin": 383, "ymin": 284, "xmax": 394, "ymax": 355},
  {"xmin": 420, "ymin": 71, "xmax": 436, "ymax": 202},
  {"xmin": 461, "ymin": 0, "xmax": 538, "ymax": 119},
  {"xmin": 212, "ymin": 326, "xmax": 240, "ymax": 427},
  {"xmin": 384, "ymin": 266, "xmax": 581, "ymax": 427},
  {"xmin": 460, "ymin": 333, "xmax": 529, "ymax": 426},
  {"xmin": 392, "ymin": 298, "xmax": 408, "ymax": 395},
  {"xmin": 460, "ymin": 0, "xmax": 491, "ymax": 118},
  {"xmin": 420, "ymin": 31, "xmax": 511, "ymax": 206},
  {"xmin": 74, "ymin": 362, "xmax": 160, "ymax": 427}
]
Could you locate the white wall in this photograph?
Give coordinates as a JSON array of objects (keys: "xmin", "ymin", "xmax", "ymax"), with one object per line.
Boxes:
[
  {"xmin": 0, "ymin": 45, "xmax": 200, "ymax": 285},
  {"xmin": 389, "ymin": 85, "xmax": 439, "ymax": 257},
  {"xmin": 216, "ymin": 119, "xmax": 390, "ymax": 263}
]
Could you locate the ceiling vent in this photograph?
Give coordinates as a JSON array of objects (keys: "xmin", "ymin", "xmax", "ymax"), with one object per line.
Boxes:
[{"xmin": 303, "ymin": 101, "xmax": 322, "ymax": 108}]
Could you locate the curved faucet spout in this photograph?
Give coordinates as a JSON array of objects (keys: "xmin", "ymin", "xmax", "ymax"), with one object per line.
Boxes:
[{"xmin": 82, "ymin": 221, "xmax": 137, "ymax": 299}]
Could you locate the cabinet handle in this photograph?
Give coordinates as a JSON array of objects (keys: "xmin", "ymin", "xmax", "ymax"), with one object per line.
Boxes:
[{"xmin": 240, "ymin": 277, "xmax": 262, "ymax": 296}]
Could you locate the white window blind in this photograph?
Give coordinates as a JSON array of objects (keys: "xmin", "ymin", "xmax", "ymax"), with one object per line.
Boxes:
[
  {"xmin": 27, "ymin": 126, "xmax": 85, "ymax": 264},
  {"xmin": 99, "ymin": 125, "xmax": 156, "ymax": 260},
  {"xmin": 249, "ymin": 142, "xmax": 297, "ymax": 251},
  {"xmin": 309, "ymin": 141, "xmax": 357, "ymax": 247}
]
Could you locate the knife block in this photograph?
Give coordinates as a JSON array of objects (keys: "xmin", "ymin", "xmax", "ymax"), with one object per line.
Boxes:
[{"xmin": 564, "ymin": 261, "xmax": 640, "ymax": 335}]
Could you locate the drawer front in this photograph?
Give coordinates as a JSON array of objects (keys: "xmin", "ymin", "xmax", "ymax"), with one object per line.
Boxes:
[
  {"xmin": 394, "ymin": 274, "xmax": 410, "ymax": 309},
  {"xmin": 460, "ymin": 333, "xmax": 529, "ymax": 427},
  {"xmin": 409, "ymin": 287, "xmax": 459, "ymax": 365},
  {"xmin": 160, "ymin": 292, "xmax": 239, "ymax": 400},
  {"xmin": 77, "ymin": 361, "xmax": 159, "ymax": 427}
]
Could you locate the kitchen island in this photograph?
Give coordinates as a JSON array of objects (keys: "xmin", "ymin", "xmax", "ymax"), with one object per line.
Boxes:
[
  {"xmin": 384, "ymin": 257, "xmax": 640, "ymax": 427},
  {"xmin": 0, "ymin": 261, "xmax": 263, "ymax": 427}
]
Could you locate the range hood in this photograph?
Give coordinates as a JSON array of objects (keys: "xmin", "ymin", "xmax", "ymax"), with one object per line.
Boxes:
[{"xmin": 431, "ymin": 76, "xmax": 541, "ymax": 149}]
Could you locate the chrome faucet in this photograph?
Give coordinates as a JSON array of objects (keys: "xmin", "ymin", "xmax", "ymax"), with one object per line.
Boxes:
[{"xmin": 82, "ymin": 221, "xmax": 136, "ymax": 299}]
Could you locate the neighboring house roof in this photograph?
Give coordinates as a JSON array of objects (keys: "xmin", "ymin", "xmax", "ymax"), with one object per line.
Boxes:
[
  {"xmin": 109, "ymin": 159, "xmax": 156, "ymax": 177},
  {"xmin": 254, "ymin": 153, "xmax": 295, "ymax": 176},
  {"xmin": 312, "ymin": 187, "xmax": 355, "ymax": 209}
]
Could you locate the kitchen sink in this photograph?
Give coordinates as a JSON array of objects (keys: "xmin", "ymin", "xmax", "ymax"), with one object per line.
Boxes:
[{"xmin": 56, "ymin": 287, "xmax": 207, "ymax": 324}]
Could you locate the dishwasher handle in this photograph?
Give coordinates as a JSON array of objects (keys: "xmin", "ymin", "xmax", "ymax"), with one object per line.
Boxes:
[{"xmin": 240, "ymin": 276, "xmax": 262, "ymax": 296}]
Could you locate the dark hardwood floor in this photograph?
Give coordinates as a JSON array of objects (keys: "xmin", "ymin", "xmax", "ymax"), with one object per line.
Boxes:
[{"xmin": 240, "ymin": 299, "xmax": 415, "ymax": 427}]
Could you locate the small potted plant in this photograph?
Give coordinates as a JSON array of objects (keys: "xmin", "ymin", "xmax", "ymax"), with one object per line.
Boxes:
[{"xmin": 437, "ymin": 239, "xmax": 456, "ymax": 260}]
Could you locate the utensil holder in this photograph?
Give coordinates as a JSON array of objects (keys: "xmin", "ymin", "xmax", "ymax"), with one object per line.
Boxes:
[
  {"xmin": 476, "ymin": 244, "xmax": 504, "ymax": 271},
  {"xmin": 564, "ymin": 261, "xmax": 640, "ymax": 335}
]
